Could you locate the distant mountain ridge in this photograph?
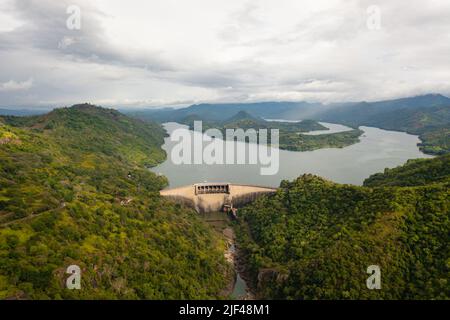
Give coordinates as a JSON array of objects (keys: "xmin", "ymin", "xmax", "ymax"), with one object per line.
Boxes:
[
  {"xmin": 126, "ymin": 101, "xmax": 322, "ymax": 122},
  {"xmin": 125, "ymin": 94, "xmax": 450, "ymax": 123},
  {"xmin": 0, "ymin": 108, "xmax": 49, "ymax": 117},
  {"xmin": 321, "ymin": 97, "xmax": 450, "ymax": 155},
  {"xmin": 225, "ymin": 110, "xmax": 261, "ymax": 122},
  {"xmin": 318, "ymin": 94, "xmax": 450, "ymax": 125},
  {"xmin": 126, "ymin": 94, "xmax": 450, "ymax": 155},
  {"xmin": 4, "ymin": 93, "xmax": 450, "ymax": 123},
  {"xmin": 3, "ymin": 94, "xmax": 449, "ymax": 154}
]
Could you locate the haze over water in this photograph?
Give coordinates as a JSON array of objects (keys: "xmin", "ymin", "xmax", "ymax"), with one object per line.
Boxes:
[{"xmin": 151, "ymin": 122, "xmax": 432, "ymax": 188}]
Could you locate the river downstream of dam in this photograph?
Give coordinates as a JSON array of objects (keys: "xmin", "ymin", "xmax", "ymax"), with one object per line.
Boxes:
[
  {"xmin": 151, "ymin": 121, "xmax": 432, "ymax": 299},
  {"xmin": 151, "ymin": 122, "xmax": 432, "ymax": 188}
]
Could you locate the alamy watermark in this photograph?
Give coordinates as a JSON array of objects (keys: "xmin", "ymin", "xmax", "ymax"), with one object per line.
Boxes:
[
  {"xmin": 66, "ymin": 5, "xmax": 82, "ymax": 30},
  {"xmin": 170, "ymin": 121, "xmax": 280, "ymax": 175},
  {"xmin": 66, "ymin": 264, "xmax": 81, "ymax": 290},
  {"xmin": 366, "ymin": 5, "xmax": 381, "ymax": 30},
  {"xmin": 366, "ymin": 265, "xmax": 381, "ymax": 290}
]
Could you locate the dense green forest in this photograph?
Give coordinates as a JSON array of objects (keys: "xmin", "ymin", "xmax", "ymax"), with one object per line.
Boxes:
[
  {"xmin": 277, "ymin": 129, "xmax": 362, "ymax": 152},
  {"xmin": 235, "ymin": 156, "xmax": 449, "ymax": 299},
  {"xmin": 0, "ymin": 104, "xmax": 229, "ymax": 299},
  {"xmin": 182, "ymin": 111, "xmax": 363, "ymax": 152},
  {"xmin": 1, "ymin": 103, "xmax": 448, "ymax": 300},
  {"xmin": 364, "ymin": 154, "xmax": 450, "ymax": 187}
]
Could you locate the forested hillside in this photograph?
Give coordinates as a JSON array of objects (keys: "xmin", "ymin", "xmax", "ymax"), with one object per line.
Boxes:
[
  {"xmin": 235, "ymin": 156, "xmax": 449, "ymax": 299},
  {"xmin": 364, "ymin": 154, "xmax": 450, "ymax": 187},
  {"xmin": 0, "ymin": 104, "xmax": 229, "ymax": 299}
]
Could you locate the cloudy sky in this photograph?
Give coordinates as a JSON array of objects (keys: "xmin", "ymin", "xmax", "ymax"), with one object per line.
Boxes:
[{"xmin": 1, "ymin": 0, "xmax": 450, "ymax": 108}]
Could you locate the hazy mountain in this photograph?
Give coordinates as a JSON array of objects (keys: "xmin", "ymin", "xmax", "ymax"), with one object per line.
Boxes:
[
  {"xmin": 126, "ymin": 101, "xmax": 323, "ymax": 122},
  {"xmin": 127, "ymin": 94, "xmax": 450, "ymax": 124},
  {"xmin": 128, "ymin": 94, "xmax": 450, "ymax": 155},
  {"xmin": 0, "ymin": 108, "xmax": 49, "ymax": 117},
  {"xmin": 318, "ymin": 94, "xmax": 450, "ymax": 125},
  {"xmin": 317, "ymin": 96, "xmax": 450, "ymax": 155},
  {"xmin": 224, "ymin": 110, "xmax": 261, "ymax": 123}
]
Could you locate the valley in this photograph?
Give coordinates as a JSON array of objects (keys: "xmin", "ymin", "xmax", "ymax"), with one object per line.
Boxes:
[
  {"xmin": 0, "ymin": 96, "xmax": 449, "ymax": 300},
  {"xmin": 1, "ymin": 0, "xmax": 449, "ymax": 305}
]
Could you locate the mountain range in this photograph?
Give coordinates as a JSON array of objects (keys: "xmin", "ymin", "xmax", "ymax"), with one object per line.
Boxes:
[
  {"xmin": 123, "ymin": 94, "xmax": 450, "ymax": 122},
  {"xmin": 125, "ymin": 94, "xmax": 450, "ymax": 154}
]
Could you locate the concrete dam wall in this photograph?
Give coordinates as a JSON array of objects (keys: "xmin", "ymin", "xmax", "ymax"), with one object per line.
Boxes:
[{"xmin": 160, "ymin": 183, "xmax": 277, "ymax": 213}]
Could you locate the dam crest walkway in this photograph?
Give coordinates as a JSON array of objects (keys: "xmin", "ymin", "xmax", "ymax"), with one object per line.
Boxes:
[{"xmin": 160, "ymin": 183, "xmax": 277, "ymax": 213}]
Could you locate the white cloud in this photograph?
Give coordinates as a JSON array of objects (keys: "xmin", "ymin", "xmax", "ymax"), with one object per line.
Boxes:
[
  {"xmin": 0, "ymin": 0, "xmax": 450, "ymax": 107},
  {"xmin": 0, "ymin": 0, "xmax": 24, "ymax": 32},
  {"xmin": 57, "ymin": 36, "xmax": 77, "ymax": 49},
  {"xmin": 0, "ymin": 78, "xmax": 34, "ymax": 92}
]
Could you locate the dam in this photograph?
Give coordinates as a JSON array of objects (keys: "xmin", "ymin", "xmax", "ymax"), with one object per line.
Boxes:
[{"xmin": 160, "ymin": 183, "xmax": 277, "ymax": 213}]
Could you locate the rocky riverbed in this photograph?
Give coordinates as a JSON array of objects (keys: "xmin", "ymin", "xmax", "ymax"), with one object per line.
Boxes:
[{"xmin": 223, "ymin": 227, "xmax": 255, "ymax": 300}]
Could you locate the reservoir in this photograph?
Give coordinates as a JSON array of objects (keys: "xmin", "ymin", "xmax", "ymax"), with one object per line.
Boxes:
[{"xmin": 151, "ymin": 122, "xmax": 432, "ymax": 187}]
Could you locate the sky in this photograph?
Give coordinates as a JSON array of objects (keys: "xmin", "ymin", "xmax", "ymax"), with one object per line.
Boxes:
[{"xmin": 0, "ymin": 0, "xmax": 450, "ymax": 108}]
